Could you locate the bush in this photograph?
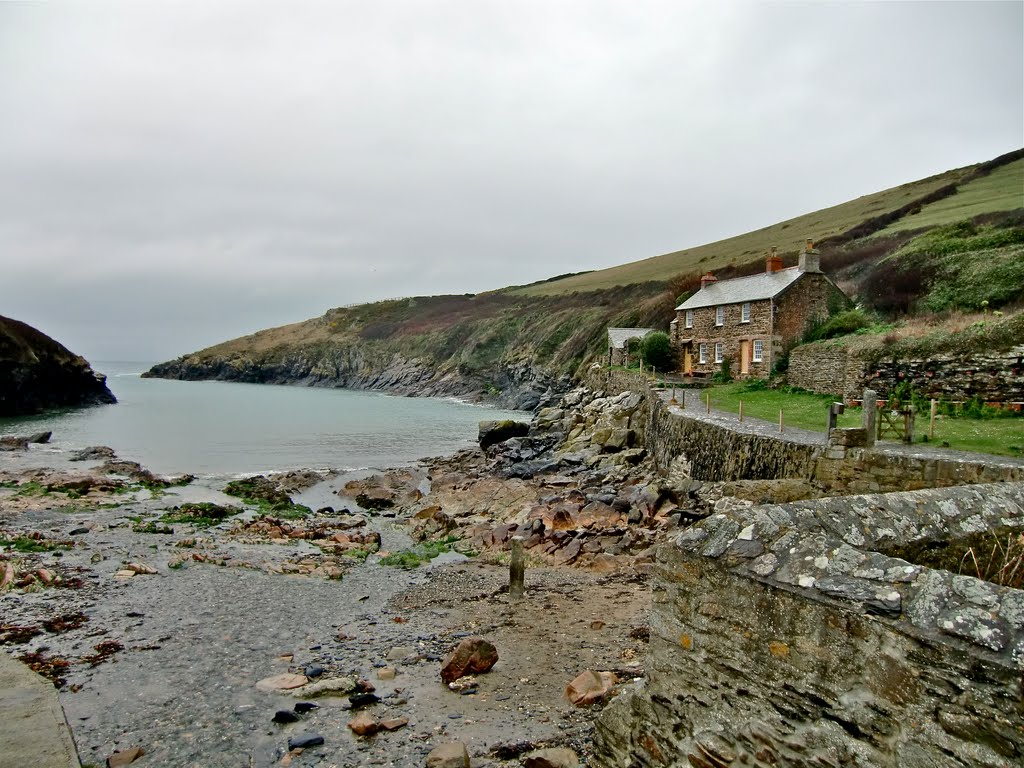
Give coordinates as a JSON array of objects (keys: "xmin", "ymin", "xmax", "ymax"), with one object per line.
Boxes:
[
  {"xmin": 639, "ymin": 332, "xmax": 674, "ymax": 371},
  {"xmin": 712, "ymin": 357, "xmax": 733, "ymax": 383},
  {"xmin": 804, "ymin": 309, "xmax": 872, "ymax": 342}
]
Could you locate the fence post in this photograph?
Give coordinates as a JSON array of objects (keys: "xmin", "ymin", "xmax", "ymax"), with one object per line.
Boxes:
[
  {"xmin": 509, "ymin": 536, "xmax": 525, "ymax": 600},
  {"xmin": 706, "ymin": 393, "xmax": 711, "ymax": 413},
  {"xmin": 862, "ymin": 388, "xmax": 878, "ymax": 447},
  {"xmin": 779, "ymin": 409, "xmax": 784, "ymax": 433},
  {"xmin": 739, "ymin": 400, "xmax": 744, "ymax": 423},
  {"xmin": 929, "ymin": 399, "xmax": 937, "ymax": 440}
]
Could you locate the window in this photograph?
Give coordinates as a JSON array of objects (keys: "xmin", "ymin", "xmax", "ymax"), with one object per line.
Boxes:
[
  {"xmin": 715, "ymin": 342, "xmax": 723, "ymax": 364},
  {"xmin": 715, "ymin": 306, "xmax": 724, "ymax": 326},
  {"xmin": 698, "ymin": 343, "xmax": 707, "ymax": 364},
  {"xmin": 741, "ymin": 303, "xmax": 751, "ymax": 323},
  {"xmin": 753, "ymin": 339, "xmax": 764, "ymax": 362},
  {"xmin": 685, "ymin": 310, "xmax": 694, "ymax": 329}
]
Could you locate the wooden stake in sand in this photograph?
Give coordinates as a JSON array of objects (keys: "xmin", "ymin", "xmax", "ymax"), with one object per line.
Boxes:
[{"xmin": 509, "ymin": 537, "xmax": 525, "ymax": 600}]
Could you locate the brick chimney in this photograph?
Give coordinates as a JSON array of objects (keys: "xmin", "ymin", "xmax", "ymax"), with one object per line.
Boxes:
[
  {"xmin": 765, "ymin": 246, "xmax": 783, "ymax": 274},
  {"xmin": 798, "ymin": 238, "xmax": 821, "ymax": 273},
  {"xmin": 700, "ymin": 272, "xmax": 718, "ymax": 290}
]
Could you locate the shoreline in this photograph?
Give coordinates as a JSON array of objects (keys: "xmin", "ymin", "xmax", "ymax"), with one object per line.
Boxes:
[{"xmin": 0, "ymin": 389, "xmax": 659, "ymax": 767}]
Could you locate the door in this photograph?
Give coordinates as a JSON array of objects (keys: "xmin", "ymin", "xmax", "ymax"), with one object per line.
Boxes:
[
  {"xmin": 683, "ymin": 347, "xmax": 692, "ymax": 375},
  {"xmin": 739, "ymin": 340, "xmax": 750, "ymax": 375}
]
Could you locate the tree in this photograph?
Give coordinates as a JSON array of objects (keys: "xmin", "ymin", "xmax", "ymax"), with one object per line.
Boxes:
[{"xmin": 639, "ymin": 332, "xmax": 674, "ymax": 371}]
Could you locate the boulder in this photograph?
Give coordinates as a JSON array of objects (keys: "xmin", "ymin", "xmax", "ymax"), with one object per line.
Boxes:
[
  {"xmin": 425, "ymin": 742, "xmax": 470, "ymax": 768},
  {"xmin": 347, "ymin": 711, "xmax": 380, "ymax": 736},
  {"xmin": 478, "ymin": 420, "xmax": 530, "ymax": 450},
  {"xmin": 524, "ymin": 747, "xmax": 581, "ymax": 768},
  {"xmin": 440, "ymin": 637, "xmax": 499, "ymax": 683},
  {"xmin": 69, "ymin": 445, "xmax": 116, "ymax": 461},
  {"xmin": 565, "ymin": 670, "xmax": 617, "ymax": 706}
]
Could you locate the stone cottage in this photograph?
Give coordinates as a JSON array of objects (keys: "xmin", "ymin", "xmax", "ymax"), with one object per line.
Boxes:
[
  {"xmin": 671, "ymin": 241, "xmax": 848, "ymax": 377},
  {"xmin": 607, "ymin": 328, "xmax": 656, "ymax": 367}
]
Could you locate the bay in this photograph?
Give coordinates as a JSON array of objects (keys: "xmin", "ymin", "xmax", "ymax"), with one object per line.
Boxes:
[{"xmin": 0, "ymin": 361, "xmax": 523, "ymax": 475}]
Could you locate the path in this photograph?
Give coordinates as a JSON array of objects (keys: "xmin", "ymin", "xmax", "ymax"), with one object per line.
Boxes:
[{"xmin": 0, "ymin": 652, "xmax": 80, "ymax": 768}]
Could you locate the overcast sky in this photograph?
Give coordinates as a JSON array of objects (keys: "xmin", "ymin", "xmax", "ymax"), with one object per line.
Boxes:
[{"xmin": 1, "ymin": 1, "xmax": 1021, "ymax": 361}]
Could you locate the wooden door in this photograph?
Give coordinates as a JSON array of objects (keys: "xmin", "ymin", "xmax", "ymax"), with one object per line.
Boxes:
[
  {"xmin": 739, "ymin": 340, "xmax": 750, "ymax": 375},
  {"xmin": 683, "ymin": 348, "xmax": 692, "ymax": 374}
]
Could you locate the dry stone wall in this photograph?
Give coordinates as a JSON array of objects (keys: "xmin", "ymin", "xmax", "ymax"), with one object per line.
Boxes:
[
  {"xmin": 788, "ymin": 342, "xmax": 1024, "ymax": 403},
  {"xmin": 595, "ymin": 483, "xmax": 1024, "ymax": 767}
]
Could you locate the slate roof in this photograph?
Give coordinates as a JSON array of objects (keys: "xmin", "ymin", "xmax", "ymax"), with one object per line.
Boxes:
[
  {"xmin": 675, "ymin": 268, "xmax": 803, "ymax": 311},
  {"xmin": 607, "ymin": 328, "xmax": 655, "ymax": 350}
]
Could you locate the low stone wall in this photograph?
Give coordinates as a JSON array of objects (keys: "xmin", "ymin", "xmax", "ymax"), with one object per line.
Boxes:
[
  {"xmin": 584, "ymin": 368, "xmax": 1024, "ymax": 490},
  {"xmin": 595, "ymin": 482, "xmax": 1024, "ymax": 767},
  {"xmin": 786, "ymin": 342, "xmax": 1024, "ymax": 403}
]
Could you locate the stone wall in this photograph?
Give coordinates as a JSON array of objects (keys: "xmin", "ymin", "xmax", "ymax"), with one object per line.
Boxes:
[
  {"xmin": 586, "ymin": 368, "xmax": 1024, "ymax": 490},
  {"xmin": 595, "ymin": 483, "xmax": 1024, "ymax": 767},
  {"xmin": 788, "ymin": 342, "xmax": 1024, "ymax": 403}
]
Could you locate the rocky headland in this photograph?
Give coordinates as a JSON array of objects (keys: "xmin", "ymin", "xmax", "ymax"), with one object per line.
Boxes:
[{"xmin": 0, "ymin": 314, "xmax": 116, "ymax": 417}]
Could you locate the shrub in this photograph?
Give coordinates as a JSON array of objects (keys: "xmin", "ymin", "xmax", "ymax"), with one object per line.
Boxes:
[
  {"xmin": 639, "ymin": 332, "xmax": 674, "ymax": 371},
  {"xmin": 712, "ymin": 357, "xmax": 733, "ymax": 383}
]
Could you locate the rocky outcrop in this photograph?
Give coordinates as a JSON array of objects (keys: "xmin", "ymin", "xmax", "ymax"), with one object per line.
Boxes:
[
  {"xmin": 0, "ymin": 315, "xmax": 116, "ymax": 416},
  {"xmin": 145, "ymin": 345, "xmax": 568, "ymax": 410}
]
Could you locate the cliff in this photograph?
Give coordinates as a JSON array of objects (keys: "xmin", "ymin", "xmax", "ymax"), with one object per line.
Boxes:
[
  {"xmin": 0, "ymin": 315, "xmax": 116, "ymax": 417},
  {"xmin": 143, "ymin": 284, "xmax": 675, "ymax": 409}
]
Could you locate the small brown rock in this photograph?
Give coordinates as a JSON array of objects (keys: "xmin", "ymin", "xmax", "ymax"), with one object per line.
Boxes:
[
  {"xmin": 524, "ymin": 747, "xmax": 581, "ymax": 768},
  {"xmin": 425, "ymin": 741, "xmax": 470, "ymax": 768},
  {"xmin": 376, "ymin": 666, "xmax": 397, "ymax": 680},
  {"xmin": 565, "ymin": 669, "xmax": 616, "ymax": 706},
  {"xmin": 256, "ymin": 673, "xmax": 308, "ymax": 692},
  {"xmin": 107, "ymin": 746, "xmax": 145, "ymax": 767},
  {"xmin": 347, "ymin": 711, "xmax": 379, "ymax": 736},
  {"xmin": 440, "ymin": 637, "xmax": 498, "ymax": 684},
  {"xmin": 380, "ymin": 717, "xmax": 409, "ymax": 731}
]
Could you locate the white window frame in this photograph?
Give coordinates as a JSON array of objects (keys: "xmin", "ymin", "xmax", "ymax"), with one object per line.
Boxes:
[
  {"xmin": 741, "ymin": 302, "xmax": 751, "ymax": 323},
  {"xmin": 715, "ymin": 342, "xmax": 723, "ymax": 364},
  {"xmin": 685, "ymin": 309, "xmax": 694, "ymax": 329},
  {"xmin": 715, "ymin": 306, "xmax": 724, "ymax": 326},
  {"xmin": 698, "ymin": 343, "xmax": 707, "ymax": 364},
  {"xmin": 752, "ymin": 339, "xmax": 764, "ymax": 363}
]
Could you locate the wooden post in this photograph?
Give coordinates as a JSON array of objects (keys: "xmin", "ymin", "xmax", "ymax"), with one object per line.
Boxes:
[
  {"xmin": 929, "ymin": 399, "xmax": 937, "ymax": 440},
  {"xmin": 779, "ymin": 409, "xmax": 784, "ymax": 433},
  {"xmin": 706, "ymin": 393, "xmax": 710, "ymax": 413},
  {"xmin": 509, "ymin": 536, "xmax": 525, "ymax": 600},
  {"xmin": 739, "ymin": 400, "xmax": 744, "ymax": 423}
]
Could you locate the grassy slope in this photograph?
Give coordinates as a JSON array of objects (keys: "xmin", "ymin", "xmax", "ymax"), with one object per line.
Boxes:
[
  {"xmin": 161, "ymin": 148, "xmax": 1023, "ymax": 391},
  {"xmin": 879, "ymin": 157, "xmax": 1024, "ymax": 234},
  {"xmin": 514, "ymin": 166, "xmax": 973, "ymax": 296}
]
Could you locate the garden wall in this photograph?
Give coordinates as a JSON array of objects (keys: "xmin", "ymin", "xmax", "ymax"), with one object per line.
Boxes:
[
  {"xmin": 787, "ymin": 342, "xmax": 1024, "ymax": 403},
  {"xmin": 594, "ymin": 483, "xmax": 1024, "ymax": 768}
]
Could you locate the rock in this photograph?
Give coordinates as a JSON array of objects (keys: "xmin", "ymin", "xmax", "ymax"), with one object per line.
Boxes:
[
  {"xmin": 70, "ymin": 445, "xmax": 116, "ymax": 461},
  {"xmin": 347, "ymin": 711, "xmax": 380, "ymax": 736},
  {"xmin": 272, "ymin": 710, "xmax": 300, "ymax": 724},
  {"xmin": 69, "ymin": 527, "xmax": 90, "ymax": 535},
  {"xmin": 380, "ymin": 717, "xmax": 409, "ymax": 731},
  {"xmin": 376, "ymin": 666, "xmax": 397, "ymax": 680},
  {"xmin": 565, "ymin": 670, "xmax": 616, "ymax": 706},
  {"xmin": 293, "ymin": 675, "xmax": 356, "ymax": 697},
  {"xmin": 447, "ymin": 676, "xmax": 478, "ymax": 693},
  {"xmin": 348, "ymin": 692, "xmax": 381, "ymax": 709},
  {"xmin": 106, "ymin": 746, "xmax": 145, "ymax": 767},
  {"xmin": 287, "ymin": 733, "xmax": 324, "ymax": 749},
  {"xmin": 125, "ymin": 562, "xmax": 158, "ymax": 575},
  {"xmin": 425, "ymin": 741, "xmax": 470, "ymax": 768},
  {"xmin": 478, "ymin": 420, "xmax": 530, "ymax": 450},
  {"xmin": 304, "ymin": 664, "xmax": 324, "ymax": 678},
  {"xmin": 256, "ymin": 673, "xmax": 309, "ymax": 692},
  {"xmin": 293, "ymin": 702, "xmax": 318, "ymax": 713},
  {"xmin": 114, "ymin": 570, "xmax": 136, "ymax": 579},
  {"xmin": 440, "ymin": 637, "xmax": 499, "ymax": 683},
  {"xmin": 524, "ymin": 747, "xmax": 581, "ymax": 768},
  {"xmin": 490, "ymin": 741, "xmax": 536, "ymax": 759},
  {"xmin": 387, "ymin": 645, "xmax": 416, "ymax": 661}
]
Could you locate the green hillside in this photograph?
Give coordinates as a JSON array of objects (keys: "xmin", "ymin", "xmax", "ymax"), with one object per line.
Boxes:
[{"xmin": 148, "ymin": 148, "xmax": 1024, "ymax": 400}]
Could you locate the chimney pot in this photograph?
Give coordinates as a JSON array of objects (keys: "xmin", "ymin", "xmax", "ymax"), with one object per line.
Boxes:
[{"xmin": 700, "ymin": 272, "xmax": 718, "ymax": 290}]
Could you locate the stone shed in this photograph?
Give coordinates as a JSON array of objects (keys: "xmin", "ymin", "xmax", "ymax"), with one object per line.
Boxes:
[{"xmin": 607, "ymin": 327, "xmax": 656, "ymax": 367}]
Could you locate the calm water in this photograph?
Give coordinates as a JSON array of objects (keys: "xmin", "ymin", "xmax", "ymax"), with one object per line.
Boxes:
[{"xmin": 0, "ymin": 362, "xmax": 522, "ymax": 476}]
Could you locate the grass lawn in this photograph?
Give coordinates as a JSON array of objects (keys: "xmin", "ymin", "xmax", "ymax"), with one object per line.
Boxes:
[{"xmin": 704, "ymin": 382, "xmax": 1024, "ymax": 458}]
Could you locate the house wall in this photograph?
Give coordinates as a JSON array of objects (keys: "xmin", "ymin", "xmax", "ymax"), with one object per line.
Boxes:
[
  {"xmin": 677, "ymin": 298, "xmax": 775, "ymax": 377},
  {"xmin": 775, "ymin": 274, "xmax": 849, "ymax": 352}
]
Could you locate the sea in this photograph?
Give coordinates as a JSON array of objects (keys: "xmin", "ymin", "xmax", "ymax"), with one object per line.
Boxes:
[{"xmin": 0, "ymin": 361, "xmax": 523, "ymax": 476}]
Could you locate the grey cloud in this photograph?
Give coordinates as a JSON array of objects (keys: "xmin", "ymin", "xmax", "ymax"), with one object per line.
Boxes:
[{"xmin": 1, "ymin": 0, "xmax": 1020, "ymax": 360}]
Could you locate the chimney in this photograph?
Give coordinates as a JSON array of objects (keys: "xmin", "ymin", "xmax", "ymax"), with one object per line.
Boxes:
[
  {"xmin": 765, "ymin": 246, "xmax": 783, "ymax": 274},
  {"xmin": 799, "ymin": 238, "xmax": 821, "ymax": 273},
  {"xmin": 700, "ymin": 272, "xmax": 718, "ymax": 290}
]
